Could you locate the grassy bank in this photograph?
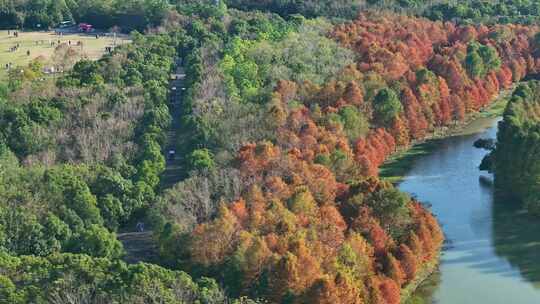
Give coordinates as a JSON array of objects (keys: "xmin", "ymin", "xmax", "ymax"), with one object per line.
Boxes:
[
  {"xmin": 379, "ymin": 141, "xmax": 439, "ymax": 184},
  {"xmin": 401, "ymin": 256, "xmax": 440, "ymax": 304},
  {"xmin": 380, "ymin": 87, "xmax": 512, "ymax": 183}
]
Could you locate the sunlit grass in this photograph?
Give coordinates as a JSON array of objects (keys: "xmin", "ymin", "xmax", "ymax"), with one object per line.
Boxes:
[
  {"xmin": 379, "ymin": 141, "xmax": 437, "ymax": 183},
  {"xmin": 0, "ymin": 30, "xmax": 130, "ymax": 79}
]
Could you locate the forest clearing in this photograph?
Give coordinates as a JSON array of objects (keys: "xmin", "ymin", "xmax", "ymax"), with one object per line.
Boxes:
[{"xmin": 0, "ymin": 30, "xmax": 129, "ymax": 79}]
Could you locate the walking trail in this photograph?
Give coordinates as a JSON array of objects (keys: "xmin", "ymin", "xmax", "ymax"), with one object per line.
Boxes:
[{"xmin": 119, "ymin": 58, "xmax": 187, "ymax": 264}]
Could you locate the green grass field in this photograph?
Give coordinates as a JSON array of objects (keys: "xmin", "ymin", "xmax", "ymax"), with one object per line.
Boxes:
[{"xmin": 0, "ymin": 30, "xmax": 129, "ymax": 79}]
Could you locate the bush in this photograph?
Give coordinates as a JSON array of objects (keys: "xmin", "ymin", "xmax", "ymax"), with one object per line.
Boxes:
[{"xmin": 189, "ymin": 149, "xmax": 215, "ymax": 171}]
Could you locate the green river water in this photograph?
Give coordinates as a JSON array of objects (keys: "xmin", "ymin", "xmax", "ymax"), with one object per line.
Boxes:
[{"xmin": 401, "ymin": 117, "xmax": 540, "ymax": 303}]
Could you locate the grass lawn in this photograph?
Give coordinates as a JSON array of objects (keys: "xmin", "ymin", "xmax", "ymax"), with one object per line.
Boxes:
[{"xmin": 0, "ymin": 30, "xmax": 130, "ymax": 79}]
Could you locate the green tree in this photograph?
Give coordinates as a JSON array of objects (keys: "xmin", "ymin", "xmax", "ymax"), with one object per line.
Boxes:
[
  {"xmin": 339, "ymin": 105, "xmax": 369, "ymax": 141},
  {"xmin": 465, "ymin": 43, "xmax": 501, "ymax": 78},
  {"xmin": 189, "ymin": 148, "xmax": 215, "ymax": 171},
  {"xmin": 479, "ymin": 45, "xmax": 501, "ymax": 72},
  {"xmin": 0, "ymin": 275, "xmax": 23, "ymax": 304},
  {"xmin": 373, "ymin": 88, "xmax": 403, "ymax": 125},
  {"xmin": 72, "ymin": 224, "xmax": 123, "ymax": 258},
  {"xmin": 465, "ymin": 50, "xmax": 485, "ymax": 78},
  {"xmin": 367, "ymin": 188, "xmax": 411, "ymax": 237}
]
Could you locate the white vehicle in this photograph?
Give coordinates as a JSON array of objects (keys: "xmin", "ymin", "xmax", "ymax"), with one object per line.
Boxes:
[
  {"xmin": 59, "ymin": 21, "xmax": 74, "ymax": 28},
  {"xmin": 168, "ymin": 150, "xmax": 176, "ymax": 160}
]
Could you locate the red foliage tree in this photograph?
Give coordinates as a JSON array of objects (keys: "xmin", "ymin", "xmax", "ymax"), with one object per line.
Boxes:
[
  {"xmin": 398, "ymin": 244, "xmax": 418, "ymax": 282},
  {"xmin": 385, "ymin": 252, "xmax": 406, "ymax": 287},
  {"xmin": 379, "ymin": 278, "xmax": 401, "ymax": 304}
]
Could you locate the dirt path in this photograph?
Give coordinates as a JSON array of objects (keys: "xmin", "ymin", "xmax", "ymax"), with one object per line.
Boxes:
[
  {"xmin": 119, "ymin": 59, "xmax": 188, "ymax": 264},
  {"xmin": 160, "ymin": 59, "xmax": 188, "ymax": 189},
  {"xmin": 117, "ymin": 231, "xmax": 158, "ymax": 264}
]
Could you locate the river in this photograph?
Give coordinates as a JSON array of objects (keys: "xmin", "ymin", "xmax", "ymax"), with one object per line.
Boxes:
[{"xmin": 400, "ymin": 117, "xmax": 540, "ymax": 303}]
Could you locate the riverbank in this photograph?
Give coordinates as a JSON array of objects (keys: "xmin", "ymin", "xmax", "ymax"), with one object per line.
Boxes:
[
  {"xmin": 393, "ymin": 113, "xmax": 540, "ymax": 303},
  {"xmin": 401, "ymin": 255, "xmax": 440, "ymax": 304},
  {"xmin": 386, "ymin": 88, "xmax": 513, "ymax": 302},
  {"xmin": 380, "ymin": 87, "xmax": 513, "ymax": 183}
]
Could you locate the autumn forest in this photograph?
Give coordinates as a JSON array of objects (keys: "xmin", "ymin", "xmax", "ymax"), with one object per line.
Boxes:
[{"xmin": 3, "ymin": 1, "xmax": 540, "ymax": 304}]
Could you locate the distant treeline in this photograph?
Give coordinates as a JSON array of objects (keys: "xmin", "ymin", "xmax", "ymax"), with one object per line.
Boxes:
[
  {"xmin": 0, "ymin": 0, "xmax": 442, "ymax": 31},
  {"xmin": 0, "ymin": 0, "xmax": 170, "ymax": 31},
  {"xmin": 224, "ymin": 0, "xmax": 430, "ymax": 19},
  {"xmin": 6, "ymin": 0, "xmax": 540, "ymax": 32},
  {"xmin": 224, "ymin": 0, "xmax": 540, "ymax": 24},
  {"xmin": 424, "ymin": 0, "xmax": 540, "ymax": 25}
]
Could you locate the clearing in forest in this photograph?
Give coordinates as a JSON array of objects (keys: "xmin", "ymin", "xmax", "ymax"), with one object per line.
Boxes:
[{"xmin": 0, "ymin": 30, "xmax": 130, "ymax": 79}]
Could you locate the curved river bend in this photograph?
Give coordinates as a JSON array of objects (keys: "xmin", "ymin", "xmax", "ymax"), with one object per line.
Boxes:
[{"xmin": 401, "ymin": 118, "xmax": 540, "ymax": 303}]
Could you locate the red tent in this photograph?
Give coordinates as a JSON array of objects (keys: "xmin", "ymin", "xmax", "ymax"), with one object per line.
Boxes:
[{"xmin": 79, "ymin": 23, "xmax": 93, "ymax": 32}]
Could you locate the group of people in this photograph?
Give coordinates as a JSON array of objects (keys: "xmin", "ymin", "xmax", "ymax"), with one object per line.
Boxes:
[
  {"xmin": 4, "ymin": 29, "xmax": 93, "ymax": 74},
  {"xmin": 49, "ymin": 39, "xmax": 62, "ymax": 47},
  {"xmin": 7, "ymin": 30, "xmax": 19, "ymax": 37},
  {"xmin": 49, "ymin": 39, "xmax": 83, "ymax": 47},
  {"xmin": 7, "ymin": 44, "xmax": 30, "ymax": 56},
  {"xmin": 8, "ymin": 43, "xmax": 20, "ymax": 52},
  {"xmin": 7, "ymin": 39, "xmax": 83, "ymax": 53}
]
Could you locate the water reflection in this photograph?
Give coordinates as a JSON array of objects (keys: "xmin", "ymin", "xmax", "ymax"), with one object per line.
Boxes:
[{"xmin": 492, "ymin": 195, "xmax": 540, "ymax": 287}]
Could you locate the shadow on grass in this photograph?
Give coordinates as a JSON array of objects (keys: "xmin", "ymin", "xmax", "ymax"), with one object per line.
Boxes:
[{"xmin": 379, "ymin": 140, "xmax": 439, "ymax": 184}]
